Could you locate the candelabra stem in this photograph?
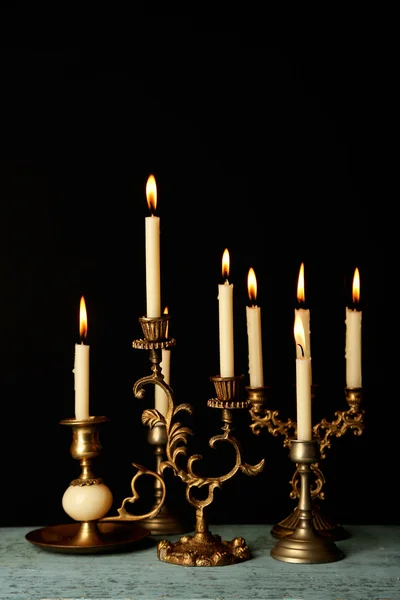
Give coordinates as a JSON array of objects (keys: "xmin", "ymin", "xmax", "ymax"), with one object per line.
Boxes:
[
  {"xmin": 139, "ymin": 423, "xmax": 189, "ymax": 536},
  {"xmin": 271, "ymin": 440, "xmax": 344, "ymax": 564}
]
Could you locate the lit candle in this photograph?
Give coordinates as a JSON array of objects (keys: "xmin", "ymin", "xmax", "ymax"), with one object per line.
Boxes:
[
  {"xmin": 345, "ymin": 267, "xmax": 362, "ymax": 388},
  {"xmin": 294, "ymin": 313, "xmax": 312, "ymax": 440},
  {"xmin": 74, "ymin": 296, "xmax": 90, "ymax": 420},
  {"xmin": 145, "ymin": 174, "xmax": 161, "ymax": 318},
  {"xmin": 155, "ymin": 306, "xmax": 170, "ymax": 417},
  {"xmin": 218, "ymin": 248, "xmax": 234, "ymax": 377},
  {"xmin": 246, "ymin": 267, "xmax": 264, "ymax": 388},
  {"xmin": 295, "ymin": 262, "xmax": 312, "ymax": 382}
]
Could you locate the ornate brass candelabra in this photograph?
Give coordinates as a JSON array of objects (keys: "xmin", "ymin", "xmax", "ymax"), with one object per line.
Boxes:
[
  {"xmin": 133, "ymin": 313, "xmax": 265, "ymax": 566},
  {"xmin": 248, "ymin": 385, "xmax": 364, "ymax": 540},
  {"xmin": 270, "ymin": 439, "xmax": 344, "ymax": 563}
]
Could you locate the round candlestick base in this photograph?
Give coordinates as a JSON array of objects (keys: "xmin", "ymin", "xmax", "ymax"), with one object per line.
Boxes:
[
  {"xmin": 271, "ymin": 505, "xmax": 350, "ymax": 541},
  {"xmin": 270, "ymin": 523, "xmax": 344, "ymax": 564}
]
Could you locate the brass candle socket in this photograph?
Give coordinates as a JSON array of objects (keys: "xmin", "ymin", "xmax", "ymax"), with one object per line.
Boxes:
[
  {"xmin": 248, "ymin": 386, "xmax": 364, "ymax": 541},
  {"xmin": 138, "ymin": 362, "xmax": 264, "ymax": 566},
  {"xmin": 270, "ymin": 439, "xmax": 344, "ymax": 564}
]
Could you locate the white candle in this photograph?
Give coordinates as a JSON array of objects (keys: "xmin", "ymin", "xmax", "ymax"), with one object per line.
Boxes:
[
  {"xmin": 218, "ymin": 248, "xmax": 234, "ymax": 377},
  {"xmin": 74, "ymin": 296, "xmax": 90, "ymax": 420},
  {"xmin": 294, "ymin": 314, "xmax": 312, "ymax": 440},
  {"xmin": 345, "ymin": 267, "xmax": 362, "ymax": 388},
  {"xmin": 155, "ymin": 306, "xmax": 170, "ymax": 417},
  {"xmin": 246, "ymin": 267, "xmax": 264, "ymax": 387},
  {"xmin": 155, "ymin": 348, "xmax": 170, "ymax": 418},
  {"xmin": 295, "ymin": 262, "xmax": 311, "ymax": 355},
  {"xmin": 145, "ymin": 174, "xmax": 161, "ymax": 318}
]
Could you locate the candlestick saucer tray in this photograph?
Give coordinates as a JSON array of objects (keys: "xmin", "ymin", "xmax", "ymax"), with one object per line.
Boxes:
[{"xmin": 25, "ymin": 521, "xmax": 150, "ymax": 554}]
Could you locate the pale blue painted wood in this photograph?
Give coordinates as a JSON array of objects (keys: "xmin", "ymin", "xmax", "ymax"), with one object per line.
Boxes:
[{"xmin": 1, "ymin": 524, "xmax": 400, "ymax": 599}]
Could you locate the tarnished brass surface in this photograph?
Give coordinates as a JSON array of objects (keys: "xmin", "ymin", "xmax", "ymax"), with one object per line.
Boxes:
[
  {"xmin": 157, "ymin": 530, "xmax": 250, "ymax": 566},
  {"xmin": 270, "ymin": 440, "xmax": 344, "ymax": 564}
]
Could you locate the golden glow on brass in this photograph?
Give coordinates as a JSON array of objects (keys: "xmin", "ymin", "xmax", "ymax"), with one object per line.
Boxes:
[
  {"xmin": 247, "ymin": 268, "xmax": 257, "ymax": 303},
  {"xmin": 352, "ymin": 267, "xmax": 360, "ymax": 304},
  {"xmin": 297, "ymin": 262, "xmax": 305, "ymax": 304},
  {"xmin": 222, "ymin": 248, "xmax": 230, "ymax": 280},
  {"xmin": 79, "ymin": 296, "xmax": 88, "ymax": 341},
  {"xmin": 146, "ymin": 174, "xmax": 157, "ymax": 213}
]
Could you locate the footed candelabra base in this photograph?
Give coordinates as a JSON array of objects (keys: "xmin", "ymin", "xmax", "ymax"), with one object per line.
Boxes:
[{"xmin": 157, "ymin": 530, "xmax": 250, "ymax": 567}]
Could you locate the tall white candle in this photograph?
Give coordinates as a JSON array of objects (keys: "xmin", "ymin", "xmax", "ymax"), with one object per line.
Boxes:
[
  {"xmin": 145, "ymin": 174, "xmax": 161, "ymax": 318},
  {"xmin": 294, "ymin": 314, "xmax": 312, "ymax": 440},
  {"xmin": 155, "ymin": 306, "xmax": 170, "ymax": 417},
  {"xmin": 74, "ymin": 296, "xmax": 90, "ymax": 420},
  {"xmin": 218, "ymin": 248, "xmax": 234, "ymax": 377},
  {"xmin": 345, "ymin": 267, "xmax": 362, "ymax": 388},
  {"xmin": 246, "ymin": 267, "xmax": 264, "ymax": 388}
]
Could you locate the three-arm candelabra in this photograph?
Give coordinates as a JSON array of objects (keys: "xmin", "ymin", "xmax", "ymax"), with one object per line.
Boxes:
[
  {"xmin": 247, "ymin": 384, "xmax": 364, "ymax": 541},
  {"xmin": 129, "ymin": 312, "xmax": 265, "ymax": 567}
]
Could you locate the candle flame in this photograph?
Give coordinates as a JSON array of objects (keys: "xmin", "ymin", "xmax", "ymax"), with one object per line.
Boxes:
[
  {"xmin": 222, "ymin": 248, "xmax": 230, "ymax": 280},
  {"xmin": 297, "ymin": 262, "xmax": 305, "ymax": 304},
  {"xmin": 163, "ymin": 306, "xmax": 169, "ymax": 338},
  {"xmin": 294, "ymin": 313, "xmax": 305, "ymax": 348},
  {"xmin": 79, "ymin": 296, "xmax": 88, "ymax": 341},
  {"xmin": 352, "ymin": 267, "xmax": 360, "ymax": 304},
  {"xmin": 248, "ymin": 267, "xmax": 257, "ymax": 303},
  {"xmin": 146, "ymin": 174, "xmax": 157, "ymax": 214}
]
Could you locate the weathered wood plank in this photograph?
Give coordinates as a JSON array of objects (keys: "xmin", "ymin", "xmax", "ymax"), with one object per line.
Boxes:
[{"xmin": 1, "ymin": 525, "xmax": 399, "ymax": 599}]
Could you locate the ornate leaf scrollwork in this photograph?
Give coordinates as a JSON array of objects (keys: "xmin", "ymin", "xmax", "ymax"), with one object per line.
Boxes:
[
  {"xmin": 142, "ymin": 408, "xmax": 165, "ymax": 428},
  {"xmin": 249, "ymin": 407, "xmax": 297, "ymax": 448},
  {"xmin": 314, "ymin": 406, "xmax": 365, "ymax": 459}
]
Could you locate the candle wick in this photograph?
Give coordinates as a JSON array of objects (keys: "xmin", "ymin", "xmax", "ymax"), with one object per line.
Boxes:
[{"xmin": 297, "ymin": 343, "xmax": 304, "ymax": 358}]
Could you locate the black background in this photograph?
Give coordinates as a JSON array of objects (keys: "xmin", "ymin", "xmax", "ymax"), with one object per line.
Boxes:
[{"xmin": 0, "ymin": 17, "xmax": 388, "ymax": 530}]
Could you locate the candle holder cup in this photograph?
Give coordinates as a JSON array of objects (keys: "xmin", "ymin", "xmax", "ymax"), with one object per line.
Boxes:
[
  {"xmin": 270, "ymin": 439, "xmax": 344, "ymax": 563},
  {"xmin": 133, "ymin": 314, "xmax": 265, "ymax": 566},
  {"xmin": 247, "ymin": 384, "xmax": 364, "ymax": 540}
]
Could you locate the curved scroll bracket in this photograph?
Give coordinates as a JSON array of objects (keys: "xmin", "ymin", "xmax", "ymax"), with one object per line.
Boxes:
[{"xmin": 100, "ymin": 462, "xmax": 166, "ymax": 522}]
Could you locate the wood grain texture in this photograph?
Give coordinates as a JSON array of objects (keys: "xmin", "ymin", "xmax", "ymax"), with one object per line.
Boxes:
[{"xmin": 1, "ymin": 525, "xmax": 399, "ymax": 599}]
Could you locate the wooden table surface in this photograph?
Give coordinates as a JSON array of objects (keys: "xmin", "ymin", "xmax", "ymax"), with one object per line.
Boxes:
[{"xmin": 1, "ymin": 524, "xmax": 399, "ymax": 599}]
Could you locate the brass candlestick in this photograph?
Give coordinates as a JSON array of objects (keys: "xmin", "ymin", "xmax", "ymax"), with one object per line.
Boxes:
[
  {"xmin": 248, "ymin": 385, "xmax": 364, "ymax": 540},
  {"xmin": 135, "ymin": 314, "xmax": 265, "ymax": 566},
  {"xmin": 110, "ymin": 314, "xmax": 189, "ymax": 536},
  {"xmin": 26, "ymin": 416, "xmax": 152, "ymax": 553},
  {"xmin": 270, "ymin": 439, "xmax": 344, "ymax": 564}
]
